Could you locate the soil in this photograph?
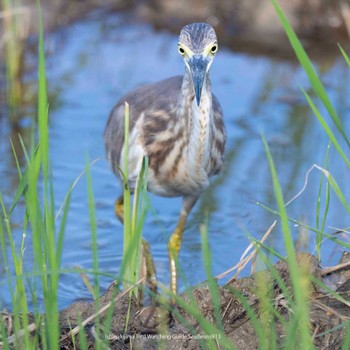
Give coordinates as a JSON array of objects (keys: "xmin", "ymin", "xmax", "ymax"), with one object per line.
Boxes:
[
  {"xmin": 46, "ymin": 252, "xmax": 350, "ymax": 349},
  {"xmin": 1, "ymin": 253, "xmax": 349, "ymax": 349}
]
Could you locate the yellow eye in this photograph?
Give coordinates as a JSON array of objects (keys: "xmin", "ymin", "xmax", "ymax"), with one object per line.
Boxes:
[
  {"xmin": 210, "ymin": 44, "xmax": 218, "ymax": 54},
  {"xmin": 178, "ymin": 46, "xmax": 185, "ymax": 55}
]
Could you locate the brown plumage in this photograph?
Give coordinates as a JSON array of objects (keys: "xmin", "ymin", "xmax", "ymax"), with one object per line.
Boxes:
[{"xmin": 104, "ymin": 22, "xmax": 226, "ymax": 295}]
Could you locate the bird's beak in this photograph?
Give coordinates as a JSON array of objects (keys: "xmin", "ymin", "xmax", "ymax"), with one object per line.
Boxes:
[{"xmin": 188, "ymin": 55, "xmax": 209, "ymax": 106}]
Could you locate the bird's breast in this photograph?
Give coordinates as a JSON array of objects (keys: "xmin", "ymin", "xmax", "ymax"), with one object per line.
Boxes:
[
  {"xmin": 144, "ymin": 95, "xmax": 214, "ymax": 197},
  {"xmin": 188, "ymin": 95, "xmax": 212, "ymax": 171},
  {"xmin": 121, "ymin": 84, "xmax": 222, "ymax": 198}
]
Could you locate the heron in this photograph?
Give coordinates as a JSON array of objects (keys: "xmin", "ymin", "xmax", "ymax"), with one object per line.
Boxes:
[{"xmin": 104, "ymin": 22, "xmax": 226, "ymax": 296}]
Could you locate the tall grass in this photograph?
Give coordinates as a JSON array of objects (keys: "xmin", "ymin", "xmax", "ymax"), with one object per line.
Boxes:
[
  {"xmin": 271, "ymin": 0, "xmax": 350, "ymax": 156},
  {"xmin": 119, "ymin": 102, "xmax": 148, "ymax": 297},
  {"xmin": 0, "ymin": 48, "xmax": 146, "ymax": 350},
  {"xmin": 252, "ymin": 1, "xmax": 350, "ymax": 348},
  {"xmin": 0, "ymin": 2, "xmax": 84, "ymax": 348},
  {"xmin": 270, "ymin": 0, "xmax": 350, "ymax": 253},
  {"xmin": 0, "ymin": 3, "xmax": 147, "ymax": 347},
  {"xmin": 263, "ymin": 136, "xmax": 314, "ymax": 349}
]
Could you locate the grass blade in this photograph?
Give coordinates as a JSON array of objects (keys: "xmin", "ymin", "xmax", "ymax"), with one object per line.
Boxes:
[
  {"xmin": 86, "ymin": 158, "xmax": 100, "ymax": 298},
  {"xmin": 338, "ymin": 45, "xmax": 350, "ymax": 67},
  {"xmin": 200, "ymin": 219, "xmax": 223, "ymax": 332},
  {"xmin": 341, "ymin": 320, "xmax": 350, "ymax": 350},
  {"xmin": 262, "ymin": 135, "xmax": 314, "ymax": 349},
  {"xmin": 271, "ymin": 0, "xmax": 350, "ymax": 148},
  {"xmin": 169, "ymin": 292, "xmax": 235, "ymax": 350},
  {"xmin": 301, "ymin": 88, "xmax": 350, "ymax": 168}
]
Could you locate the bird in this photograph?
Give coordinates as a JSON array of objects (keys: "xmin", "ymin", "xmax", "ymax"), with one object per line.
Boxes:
[{"xmin": 104, "ymin": 22, "xmax": 226, "ymax": 296}]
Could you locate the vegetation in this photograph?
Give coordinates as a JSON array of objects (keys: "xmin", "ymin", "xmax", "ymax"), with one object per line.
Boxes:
[
  {"xmin": 0, "ymin": 0, "xmax": 349, "ymax": 349},
  {"xmin": 2, "ymin": 0, "xmax": 28, "ymax": 118}
]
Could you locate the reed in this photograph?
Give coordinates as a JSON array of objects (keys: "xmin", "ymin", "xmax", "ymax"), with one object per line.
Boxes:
[{"xmin": 1, "ymin": 0, "xmax": 28, "ymax": 118}]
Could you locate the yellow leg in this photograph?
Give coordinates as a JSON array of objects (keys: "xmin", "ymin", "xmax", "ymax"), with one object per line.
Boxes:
[
  {"xmin": 168, "ymin": 214, "xmax": 187, "ymax": 296},
  {"xmin": 167, "ymin": 195, "xmax": 198, "ymax": 298},
  {"xmin": 114, "ymin": 195, "xmax": 124, "ymax": 223},
  {"xmin": 114, "ymin": 194, "xmax": 158, "ymax": 294}
]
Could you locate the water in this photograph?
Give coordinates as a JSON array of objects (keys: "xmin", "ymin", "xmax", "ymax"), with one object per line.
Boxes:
[{"xmin": 0, "ymin": 11, "xmax": 349, "ymax": 309}]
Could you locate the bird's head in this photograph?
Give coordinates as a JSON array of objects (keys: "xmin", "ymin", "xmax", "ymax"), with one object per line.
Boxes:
[{"xmin": 178, "ymin": 22, "xmax": 218, "ymax": 106}]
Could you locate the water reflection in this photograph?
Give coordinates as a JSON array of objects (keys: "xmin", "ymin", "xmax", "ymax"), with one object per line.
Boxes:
[{"xmin": 0, "ymin": 11, "xmax": 349, "ymax": 309}]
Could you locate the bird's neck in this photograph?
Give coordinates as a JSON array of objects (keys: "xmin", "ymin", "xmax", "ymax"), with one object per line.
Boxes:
[{"xmin": 179, "ymin": 69, "xmax": 213, "ymax": 171}]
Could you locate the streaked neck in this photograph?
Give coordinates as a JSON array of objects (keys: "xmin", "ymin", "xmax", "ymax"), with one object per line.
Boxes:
[{"xmin": 180, "ymin": 69, "xmax": 213, "ymax": 171}]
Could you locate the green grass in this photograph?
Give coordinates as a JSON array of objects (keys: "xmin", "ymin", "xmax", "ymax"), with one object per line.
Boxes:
[
  {"xmin": 0, "ymin": 0, "xmax": 149, "ymax": 342},
  {"xmin": 263, "ymin": 136, "xmax": 314, "ymax": 349},
  {"xmin": 0, "ymin": 4, "xmax": 147, "ymax": 346},
  {"xmin": 119, "ymin": 101, "xmax": 148, "ymax": 297},
  {"xmin": 339, "ymin": 45, "xmax": 350, "ymax": 67},
  {"xmin": 315, "ymin": 141, "xmax": 331, "ymax": 260},
  {"xmin": 0, "ymin": 0, "xmax": 350, "ymax": 349},
  {"xmin": 0, "ymin": 4, "xmax": 61, "ymax": 348}
]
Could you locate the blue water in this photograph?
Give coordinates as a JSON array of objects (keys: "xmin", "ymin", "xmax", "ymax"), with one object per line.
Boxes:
[{"xmin": 0, "ymin": 11, "xmax": 349, "ymax": 309}]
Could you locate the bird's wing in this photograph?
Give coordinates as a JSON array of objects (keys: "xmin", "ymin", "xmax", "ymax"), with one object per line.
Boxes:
[
  {"xmin": 209, "ymin": 94, "xmax": 226, "ymax": 175},
  {"xmin": 104, "ymin": 76, "xmax": 183, "ymax": 173}
]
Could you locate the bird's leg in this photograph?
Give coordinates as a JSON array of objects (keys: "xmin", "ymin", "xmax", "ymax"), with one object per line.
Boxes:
[
  {"xmin": 141, "ymin": 239, "xmax": 158, "ymax": 295},
  {"xmin": 114, "ymin": 195, "xmax": 124, "ymax": 223},
  {"xmin": 114, "ymin": 194, "xmax": 158, "ymax": 295},
  {"xmin": 168, "ymin": 196, "xmax": 198, "ymax": 297}
]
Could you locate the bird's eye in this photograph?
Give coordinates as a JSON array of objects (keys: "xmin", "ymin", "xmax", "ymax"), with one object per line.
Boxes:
[
  {"xmin": 210, "ymin": 45, "xmax": 218, "ymax": 54},
  {"xmin": 178, "ymin": 46, "xmax": 185, "ymax": 55}
]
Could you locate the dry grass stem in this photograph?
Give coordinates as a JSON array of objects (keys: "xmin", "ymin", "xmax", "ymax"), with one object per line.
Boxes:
[
  {"xmin": 321, "ymin": 261, "xmax": 350, "ymax": 276},
  {"xmin": 1, "ymin": 320, "xmax": 37, "ymax": 346},
  {"xmin": 313, "ymin": 299, "xmax": 350, "ymax": 322},
  {"xmin": 215, "ymin": 220, "xmax": 276, "ymax": 281}
]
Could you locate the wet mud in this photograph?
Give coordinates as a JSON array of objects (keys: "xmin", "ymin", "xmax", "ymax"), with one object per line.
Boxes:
[{"xmin": 50, "ymin": 253, "xmax": 350, "ymax": 349}]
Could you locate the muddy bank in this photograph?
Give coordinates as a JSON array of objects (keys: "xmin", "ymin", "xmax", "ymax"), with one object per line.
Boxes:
[
  {"xmin": 47, "ymin": 252, "xmax": 350, "ymax": 349},
  {"xmin": 138, "ymin": 0, "xmax": 350, "ymax": 55},
  {"xmin": 2, "ymin": 252, "xmax": 350, "ymax": 348},
  {"xmin": 3, "ymin": 0, "xmax": 349, "ymax": 56}
]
